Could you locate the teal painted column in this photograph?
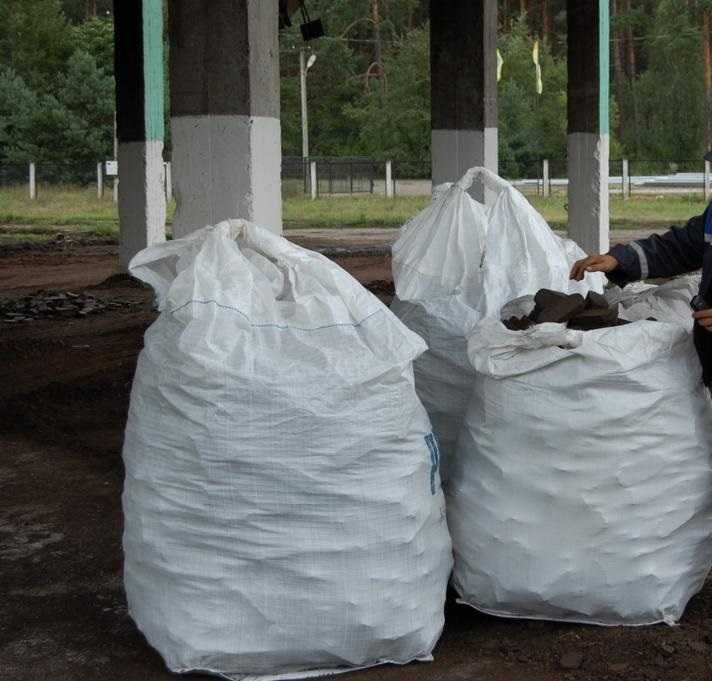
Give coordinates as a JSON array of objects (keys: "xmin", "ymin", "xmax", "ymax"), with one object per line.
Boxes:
[
  {"xmin": 113, "ymin": 0, "xmax": 166, "ymax": 269},
  {"xmin": 598, "ymin": 1, "xmax": 610, "ymax": 139},
  {"xmin": 567, "ymin": 0, "xmax": 610, "ymax": 255}
]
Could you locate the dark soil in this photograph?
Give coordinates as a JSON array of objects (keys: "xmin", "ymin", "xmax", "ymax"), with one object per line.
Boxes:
[{"xmin": 1, "ymin": 241, "xmax": 711, "ymax": 681}]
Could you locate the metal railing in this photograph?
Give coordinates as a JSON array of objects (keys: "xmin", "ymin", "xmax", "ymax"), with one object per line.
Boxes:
[
  {"xmin": 282, "ymin": 157, "xmax": 386, "ymax": 197},
  {"xmin": 0, "ymin": 161, "xmax": 170, "ymax": 202},
  {"xmin": 3, "ymin": 157, "xmax": 710, "ymax": 201}
]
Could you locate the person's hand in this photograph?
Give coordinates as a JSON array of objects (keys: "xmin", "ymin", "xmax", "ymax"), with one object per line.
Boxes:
[
  {"xmin": 693, "ymin": 308, "xmax": 712, "ymax": 332},
  {"xmin": 569, "ymin": 254, "xmax": 619, "ymax": 281}
]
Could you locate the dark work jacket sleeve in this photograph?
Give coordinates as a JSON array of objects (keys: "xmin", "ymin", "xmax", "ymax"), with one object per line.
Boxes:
[
  {"xmin": 605, "ymin": 203, "xmax": 712, "ymax": 387},
  {"xmin": 606, "ymin": 205, "xmax": 709, "ymax": 286}
]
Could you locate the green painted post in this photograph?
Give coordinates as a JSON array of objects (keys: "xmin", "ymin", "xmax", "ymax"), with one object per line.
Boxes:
[
  {"xmin": 113, "ymin": 0, "xmax": 167, "ymax": 269},
  {"xmin": 142, "ymin": 0, "xmax": 164, "ymax": 142},
  {"xmin": 599, "ymin": 0, "xmax": 610, "ymax": 137}
]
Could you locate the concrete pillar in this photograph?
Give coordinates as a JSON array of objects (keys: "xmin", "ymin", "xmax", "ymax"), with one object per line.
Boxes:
[
  {"xmin": 430, "ymin": 0, "xmax": 497, "ymax": 205},
  {"xmin": 310, "ymin": 161, "xmax": 318, "ymax": 200},
  {"xmin": 542, "ymin": 159, "xmax": 550, "ymax": 197},
  {"xmin": 567, "ymin": 0, "xmax": 610, "ymax": 255},
  {"xmin": 622, "ymin": 158, "xmax": 630, "ymax": 200},
  {"xmin": 113, "ymin": 0, "xmax": 166, "ymax": 269},
  {"xmin": 28, "ymin": 162, "xmax": 36, "ymax": 200},
  {"xmin": 164, "ymin": 161, "xmax": 173, "ymax": 202},
  {"xmin": 169, "ymin": 0, "xmax": 282, "ymax": 237},
  {"xmin": 385, "ymin": 160, "xmax": 394, "ymax": 198},
  {"xmin": 97, "ymin": 162, "xmax": 104, "ymax": 199}
]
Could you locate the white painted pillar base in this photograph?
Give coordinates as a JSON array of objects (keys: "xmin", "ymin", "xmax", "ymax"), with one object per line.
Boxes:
[
  {"xmin": 29, "ymin": 162, "xmax": 36, "ymax": 200},
  {"xmin": 385, "ymin": 160, "xmax": 394, "ymax": 198},
  {"xmin": 622, "ymin": 159, "xmax": 630, "ymax": 200},
  {"xmin": 567, "ymin": 133, "xmax": 610, "ymax": 255},
  {"xmin": 97, "ymin": 162, "xmax": 104, "ymax": 199},
  {"xmin": 118, "ymin": 140, "xmax": 166, "ymax": 268},
  {"xmin": 431, "ymin": 127, "xmax": 498, "ymax": 205},
  {"xmin": 164, "ymin": 161, "xmax": 173, "ymax": 202},
  {"xmin": 171, "ymin": 115, "xmax": 282, "ymax": 238},
  {"xmin": 310, "ymin": 161, "xmax": 317, "ymax": 200},
  {"xmin": 542, "ymin": 159, "xmax": 550, "ymax": 197}
]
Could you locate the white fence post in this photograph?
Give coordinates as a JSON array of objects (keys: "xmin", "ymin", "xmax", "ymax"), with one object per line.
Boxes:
[
  {"xmin": 28, "ymin": 162, "xmax": 36, "ymax": 200},
  {"xmin": 310, "ymin": 161, "xmax": 318, "ymax": 200},
  {"xmin": 705, "ymin": 160, "xmax": 711, "ymax": 202},
  {"xmin": 97, "ymin": 162, "xmax": 104, "ymax": 199},
  {"xmin": 542, "ymin": 159, "xmax": 550, "ymax": 197},
  {"xmin": 164, "ymin": 161, "xmax": 173, "ymax": 202},
  {"xmin": 622, "ymin": 159, "xmax": 630, "ymax": 200},
  {"xmin": 385, "ymin": 160, "xmax": 394, "ymax": 198}
]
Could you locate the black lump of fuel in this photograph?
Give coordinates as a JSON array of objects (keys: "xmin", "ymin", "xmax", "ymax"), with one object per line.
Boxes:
[{"xmin": 503, "ymin": 289, "xmax": 635, "ymax": 331}]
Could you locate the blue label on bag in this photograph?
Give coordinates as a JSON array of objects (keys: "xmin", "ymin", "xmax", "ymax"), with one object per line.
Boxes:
[{"xmin": 424, "ymin": 432, "xmax": 441, "ymax": 495}]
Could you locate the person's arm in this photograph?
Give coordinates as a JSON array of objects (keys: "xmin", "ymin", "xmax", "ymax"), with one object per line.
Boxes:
[{"xmin": 570, "ymin": 206, "xmax": 709, "ymax": 284}]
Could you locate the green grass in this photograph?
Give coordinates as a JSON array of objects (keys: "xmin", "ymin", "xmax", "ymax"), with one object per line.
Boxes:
[
  {"xmin": 0, "ymin": 184, "xmax": 121, "ymax": 233},
  {"xmin": 0, "ymin": 184, "xmax": 174, "ymax": 245},
  {"xmin": 536, "ymin": 191, "xmax": 709, "ymax": 231},
  {"xmin": 283, "ymin": 195, "xmax": 430, "ymax": 229},
  {"xmin": 0, "ymin": 184, "xmax": 708, "ymax": 246}
]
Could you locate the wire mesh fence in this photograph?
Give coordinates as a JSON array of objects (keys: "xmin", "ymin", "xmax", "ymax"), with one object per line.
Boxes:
[
  {"xmin": 282, "ymin": 157, "xmax": 385, "ymax": 197},
  {"xmin": 280, "ymin": 157, "xmax": 711, "ymax": 199},
  {"xmin": 626, "ymin": 159, "xmax": 707, "ymax": 196},
  {"xmin": 281, "ymin": 157, "xmax": 310, "ymax": 197},
  {"xmin": 0, "ymin": 164, "xmax": 28, "ymax": 189},
  {"xmin": 504, "ymin": 158, "xmax": 711, "ymax": 199},
  {"xmin": 317, "ymin": 158, "xmax": 379, "ymax": 195},
  {"xmin": 0, "ymin": 161, "xmax": 119, "ymax": 199},
  {"xmin": 2, "ymin": 157, "xmax": 710, "ymax": 200},
  {"xmin": 35, "ymin": 162, "xmax": 98, "ymax": 187}
]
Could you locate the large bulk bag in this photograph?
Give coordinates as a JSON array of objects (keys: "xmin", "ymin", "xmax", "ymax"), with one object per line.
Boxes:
[
  {"xmin": 449, "ymin": 297, "xmax": 712, "ymax": 625},
  {"xmin": 391, "ymin": 167, "xmax": 602, "ymax": 479},
  {"xmin": 122, "ymin": 220, "xmax": 453, "ymax": 680},
  {"xmin": 390, "ymin": 175, "xmax": 488, "ymax": 480}
]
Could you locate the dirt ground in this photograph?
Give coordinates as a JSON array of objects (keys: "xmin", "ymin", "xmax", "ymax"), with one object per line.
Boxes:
[{"xmin": 2, "ymin": 232, "xmax": 712, "ymax": 681}]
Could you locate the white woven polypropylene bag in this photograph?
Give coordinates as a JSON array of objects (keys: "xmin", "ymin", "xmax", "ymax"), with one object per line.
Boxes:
[
  {"xmin": 391, "ymin": 168, "xmax": 603, "ymax": 481},
  {"xmin": 450, "ymin": 309, "xmax": 712, "ymax": 626},
  {"xmin": 122, "ymin": 220, "xmax": 453, "ymax": 680},
  {"xmin": 613, "ymin": 274, "xmax": 702, "ymax": 330}
]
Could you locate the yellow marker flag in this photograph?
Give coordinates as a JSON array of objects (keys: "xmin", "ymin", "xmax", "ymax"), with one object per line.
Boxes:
[
  {"xmin": 497, "ymin": 49, "xmax": 503, "ymax": 82},
  {"xmin": 533, "ymin": 40, "xmax": 543, "ymax": 94}
]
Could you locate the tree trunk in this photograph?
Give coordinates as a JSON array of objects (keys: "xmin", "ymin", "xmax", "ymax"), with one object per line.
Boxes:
[
  {"xmin": 542, "ymin": 0, "xmax": 552, "ymax": 41},
  {"xmin": 620, "ymin": 0, "xmax": 640, "ymax": 156},
  {"xmin": 519, "ymin": 0, "xmax": 529, "ymax": 17},
  {"xmin": 703, "ymin": 11, "xmax": 712, "ymax": 150},
  {"xmin": 372, "ymin": 0, "xmax": 383, "ymax": 79},
  {"xmin": 624, "ymin": 0, "xmax": 637, "ymax": 79},
  {"xmin": 86, "ymin": 0, "xmax": 97, "ymax": 19}
]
